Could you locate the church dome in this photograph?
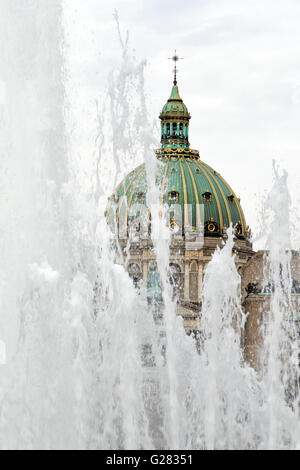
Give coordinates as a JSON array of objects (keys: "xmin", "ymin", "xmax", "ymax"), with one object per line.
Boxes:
[
  {"xmin": 108, "ymin": 70, "xmax": 247, "ymax": 239},
  {"xmin": 109, "ymin": 157, "xmax": 246, "ymax": 238}
]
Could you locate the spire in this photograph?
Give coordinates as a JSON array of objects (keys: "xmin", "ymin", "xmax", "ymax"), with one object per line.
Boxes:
[
  {"xmin": 159, "ymin": 51, "xmax": 191, "ymax": 152},
  {"xmin": 168, "ymin": 50, "xmax": 183, "ymax": 86},
  {"xmin": 169, "ymin": 83, "xmax": 181, "ymax": 101},
  {"xmin": 155, "ymin": 54, "xmax": 199, "ymax": 160}
]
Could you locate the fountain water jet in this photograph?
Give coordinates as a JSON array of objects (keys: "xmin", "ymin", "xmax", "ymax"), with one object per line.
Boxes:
[
  {"xmin": 260, "ymin": 163, "xmax": 300, "ymax": 449},
  {"xmin": 0, "ymin": 1, "xmax": 299, "ymax": 451}
]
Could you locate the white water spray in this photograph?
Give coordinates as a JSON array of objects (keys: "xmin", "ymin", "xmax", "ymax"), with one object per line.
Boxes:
[{"xmin": 0, "ymin": 2, "xmax": 299, "ymax": 451}]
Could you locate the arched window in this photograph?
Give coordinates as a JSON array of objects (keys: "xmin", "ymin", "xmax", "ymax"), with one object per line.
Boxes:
[
  {"xmin": 169, "ymin": 263, "xmax": 183, "ymax": 298},
  {"xmin": 179, "ymin": 122, "xmax": 184, "ymax": 138},
  {"xmin": 172, "ymin": 122, "xmax": 177, "ymax": 138},
  {"xmin": 166, "ymin": 123, "xmax": 170, "ymax": 138},
  {"xmin": 128, "ymin": 263, "xmax": 142, "ymax": 287},
  {"xmin": 189, "ymin": 261, "xmax": 198, "ymax": 301},
  {"xmin": 136, "ymin": 191, "xmax": 145, "ymax": 202},
  {"xmin": 190, "ymin": 261, "xmax": 198, "ymax": 272}
]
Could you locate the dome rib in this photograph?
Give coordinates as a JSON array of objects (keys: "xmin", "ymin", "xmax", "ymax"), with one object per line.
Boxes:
[
  {"xmin": 197, "ymin": 161, "xmax": 224, "ymax": 231},
  {"xmin": 184, "ymin": 159, "xmax": 201, "ymax": 227},
  {"xmin": 200, "ymin": 162, "xmax": 233, "ymax": 228},
  {"xmin": 197, "ymin": 160, "xmax": 246, "ymax": 231},
  {"xmin": 211, "ymin": 167, "xmax": 246, "ymax": 234},
  {"xmin": 178, "ymin": 160, "xmax": 189, "ymax": 227},
  {"xmin": 160, "ymin": 159, "xmax": 170, "ymax": 205}
]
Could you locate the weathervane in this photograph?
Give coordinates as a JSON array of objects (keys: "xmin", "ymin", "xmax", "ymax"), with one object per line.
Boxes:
[{"xmin": 168, "ymin": 50, "xmax": 183, "ymax": 85}]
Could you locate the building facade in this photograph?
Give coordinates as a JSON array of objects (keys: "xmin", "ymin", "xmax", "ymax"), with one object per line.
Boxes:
[{"xmin": 107, "ymin": 73, "xmax": 300, "ymax": 368}]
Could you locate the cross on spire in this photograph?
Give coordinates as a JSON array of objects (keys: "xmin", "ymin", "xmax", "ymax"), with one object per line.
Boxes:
[{"xmin": 168, "ymin": 50, "xmax": 183, "ymax": 85}]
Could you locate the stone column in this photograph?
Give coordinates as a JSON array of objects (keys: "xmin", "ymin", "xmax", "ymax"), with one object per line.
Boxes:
[
  {"xmin": 143, "ymin": 260, "xmax": 148, "ymax": 283},
  {"xmin": 184, "ymin": 260, "xmax": 189, "ymax": 301},
  {"xmin": 198, "ymin": 263, "xmax": 203, "ymax": 302}
]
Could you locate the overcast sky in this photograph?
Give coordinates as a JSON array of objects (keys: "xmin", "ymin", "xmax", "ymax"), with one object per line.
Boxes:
[{"xmin": 65, "ymin": 0, "xmax": 300, "ymax": 248}]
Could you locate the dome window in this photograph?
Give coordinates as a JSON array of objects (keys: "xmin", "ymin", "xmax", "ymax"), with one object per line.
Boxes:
[
  {"xmin": 292, "ymin": 280, "xmax": 300, "ymax": 293},
  {"xmin": 205, "ymin": 218, "xmax": 219, "ymax": 234},
  {"xmin": 235, "ymin": 222, "xmax": 243, "ymax": 237},
  {"xmin": 171, "ymin": 167, "xmax": 178, "ymax": 173},
  {"xmin": 195, "ymin": 168, "xmax": 200, "ymax": 174},
  {"xmin": 169, "ymin": 216, "xmax": 179, "ymax": 231},
  {"xmin": 227, "ymin": 194, "xmax": 235, "ymax": 202},
  {"xmin": 169, "ymin": 191, "xmax": 179, "ymax": 202},
  {"xmin": 136, "ymin": 191, "xmax": 145, "ymax": 202},
  {"xmin": 202, "ymin": 191, "xmax": 212, "ymax": 202},
  {"xmin": 111, "ymin": 193, "xmax": 119, "ymax": 203}
]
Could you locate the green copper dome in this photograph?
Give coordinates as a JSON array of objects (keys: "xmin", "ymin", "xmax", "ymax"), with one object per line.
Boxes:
[
  {"xmin": 107, "ymin": 76, "xmax": 247, "ymax": 240},
  {"xmin": 108, "ymin": 158, "xmax": 247, "ymax": 238}
]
